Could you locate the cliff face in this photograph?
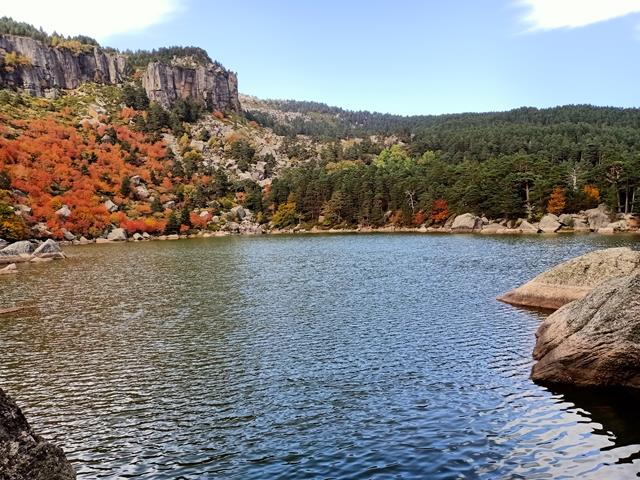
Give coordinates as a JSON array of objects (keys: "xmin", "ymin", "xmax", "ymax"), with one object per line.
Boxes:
[
  {"xmin": 0, "ymin": 34, "xmax": 126, "ymax": 96},
  {"xmin": 0, "ymin": 34, "xmax": 240, "ymax": 112},
  {"xmin": 142, "ymin": 61, "xmax": 240, "ymax": 112}
]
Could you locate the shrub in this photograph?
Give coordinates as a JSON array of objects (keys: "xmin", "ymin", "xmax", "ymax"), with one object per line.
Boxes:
[
  {"xmin": 271, "ymin": 200, "xmax": 298, "ymax": 228},
  {"xmin": 0, "ymin": 203, "xmax": 29, "ymax": 241}
]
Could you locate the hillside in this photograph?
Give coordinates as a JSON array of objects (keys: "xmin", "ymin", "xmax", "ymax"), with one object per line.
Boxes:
[{"xmin": 1, "ymin": 17, "xmax": 640, "ymax": 242}]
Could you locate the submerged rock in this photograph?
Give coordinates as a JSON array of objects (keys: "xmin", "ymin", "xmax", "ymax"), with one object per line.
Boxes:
[
  {"xmin": 497, "ymin": 247, "xmax": 640, "ymax": 309},
  {"xmin": 0, "ymin": 388, "xmax": 75, "ymax": 479},
  {"xmin": 532, "ymin": 274, "xmax": 640, "ymax": 388},
  {"xmin": 0, "ymin": 263, "xmax": 17, "ymax": 274}
]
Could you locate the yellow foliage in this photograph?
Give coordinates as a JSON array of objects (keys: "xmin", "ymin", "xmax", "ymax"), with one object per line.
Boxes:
[{"xmin": 3, "ymin": 52, "xmax": 32, "ymax": 72}]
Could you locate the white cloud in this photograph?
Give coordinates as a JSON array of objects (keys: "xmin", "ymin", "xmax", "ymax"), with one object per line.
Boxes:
[
  {"xmin": 518, "ymin": 0, "xmax": 640, "ymax": 30},
  {"xmin": 1, "ymin": 0, "xmax": 183, "ymax": 41}
]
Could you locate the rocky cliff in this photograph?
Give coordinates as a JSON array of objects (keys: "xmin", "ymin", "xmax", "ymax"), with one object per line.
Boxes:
[
  {"xmin": 0, "ymin": 34, "xmax": 126, "ymax": 96},
  {"xmin": 142, "ymin": 60, "xmax": 240, "ymax": 112},
  {"xmin": 0, "ymin": 34, "xmax": 240, "ymax": 112},
  {"xmin": 0, "ymin": 387, "xmax": 75, "ymax": 479}
]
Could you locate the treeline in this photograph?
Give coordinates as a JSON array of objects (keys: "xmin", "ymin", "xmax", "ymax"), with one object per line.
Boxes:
[
  {"xmin": 123, "ymin": 46, "xmax": 215, "ymax": 70},
  {"xmin": 0, "ymin": 16, "xmax": 99, "ymax": 48},
  {"xmin": 246, "ymin": 101, "xmax": 640, "ymax": 141},
  {"xmin": 0, "ymin": 17, "xmax": 216, "ymax": 69},
  {"xmin": 261, "ymin": 145, "xmax": 618, "ymax": 228},
  {"xmin": 241, "ymin": 103, "xmax": 640, "ymax": 225}
]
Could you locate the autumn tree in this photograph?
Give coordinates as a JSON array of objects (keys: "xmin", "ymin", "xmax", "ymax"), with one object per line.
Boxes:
[
  {"xmin": 430, "ymin": 199, "xmax": 449, "ymax": 223},
  {"xmin": 547, "ymin": 186, "xmax": 566, "ymax": 215}
]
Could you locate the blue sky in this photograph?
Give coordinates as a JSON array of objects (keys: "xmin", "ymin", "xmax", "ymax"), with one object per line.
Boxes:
[{"xmin": 4, "ymin": 0, "xmax": 640, "ymax": 115}]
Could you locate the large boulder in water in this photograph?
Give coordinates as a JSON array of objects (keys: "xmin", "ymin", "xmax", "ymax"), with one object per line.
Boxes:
[
  {"xmin": 585, "ymin": 204, "xmax": 612, "ymax": 231},
  {"xmin": 497, "ymin": 247, "xmax": 640, "ymax": 309},
  {"xmin": 538, "ymin": 214, "xmax": 561, "ymax": 233},
  {"xmin": 33, "ymin": 239, "xmax": 61, "ymax": 256},
  {"xmin": 532, "ymin": 274, "xmax": 640, "ymax": 388},
  {"xmin": 1, "ymin": 241, "xmax": 35, "ymax": 256},
  {"xmin": 0, "ymin": 388, "xmax": 75, "ymax": 479}
]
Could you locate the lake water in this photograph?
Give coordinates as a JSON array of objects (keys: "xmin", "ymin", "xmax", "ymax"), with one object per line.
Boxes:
[{"xmin": 2, "ymin": 233, "xmax": 640, "ymax": 479}]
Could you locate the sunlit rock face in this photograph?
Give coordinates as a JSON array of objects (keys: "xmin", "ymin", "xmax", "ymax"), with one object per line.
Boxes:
[
  {"xmin": 142, "ymin": 60, "xmax": 240, "ymax": 112},
  {"xmin": 0, "ymin": 34, "xmax": 126, "ymax": 96},
  {"xmin": 532, "ymin": 274, "xmax": 640, "ymax": 389}
]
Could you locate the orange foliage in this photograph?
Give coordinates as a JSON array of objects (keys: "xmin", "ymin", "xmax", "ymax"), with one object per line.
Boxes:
[
  {"xmin": 120, "ymin": 107, "xmax": 136, "ymax": 120},
  {"xmin": 411, "ymin": 210, "xmax": 427, "ymax": 226},
  {"xmin": 583, "ymin": 184, "xmax": 600, "ymax": 202},
  {"xmin": 213, "ymin": 110, "xmax": 225, "ymax": 120},
  {"xmin": 547, "ymin": 186, "xmax": 566, "ymax": 215},
  {"xmin": 0, "ymin": 116, "xmax": 171, "ymax": 238},
  {"xmin": 189, "ymin": 211, "xmax": 210, "ymax": 228},
  {"xmin": 431, "ymin": 199, "xmax": 449, "ymax": 223}
]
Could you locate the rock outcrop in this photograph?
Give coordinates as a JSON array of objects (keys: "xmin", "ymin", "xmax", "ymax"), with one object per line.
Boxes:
[
  {"xmin": 532, "ymin": 274, "xmax": 640, "ymax": 388},
  {"xmin": 106, "ymin": 228, "xmax": 127, "ymax": 241},
  {"xmin": 142, "ymin": 61, "xmax": 240, "ymax": 112},
  {"xmin": 538, "ymin": 214, "xmax": 561, "ymax": 233},
  {"xmin": 0, "ymin": 35, "xmax": 240, "ymax": 112},
  {"xmin": 0, "ymin": 34, "xmax": 126, "ymax": 96},
  {"xmin": 585, "ymin": 204, "xmax": 612, "ymax": 231},
  {"xmin": 0, "ymin": 387, "xmax": 75, "ymax": 479},
  {"xmin": 497, "ymin": 247, "xmax": 640, "ymax": 309},
  {"xmin": 451, "ymin": 213, "xmax": 482, "ymax": 232}
]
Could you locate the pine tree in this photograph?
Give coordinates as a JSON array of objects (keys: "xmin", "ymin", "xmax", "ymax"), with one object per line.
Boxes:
[{"xmin": 165, "ymin": 211, "xmax": 180, "ymax": 234}]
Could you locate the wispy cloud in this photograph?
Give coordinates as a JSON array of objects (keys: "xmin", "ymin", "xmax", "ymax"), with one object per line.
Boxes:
[
  {"xmin": 1, "ymin": 0, "xmax": 183, "ymax": 41},
  {"xmin": 517, "ymin": 0, "xmax": 640, "ymax": 31}
]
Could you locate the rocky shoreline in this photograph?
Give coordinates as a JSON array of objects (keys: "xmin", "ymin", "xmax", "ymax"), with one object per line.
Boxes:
[
  {"xmin": 1, "ymin": 204, "xmax": 639, "ymax": 277},
  {"xmin": 499, "ymin": 247, "xmax": 640, "ymax": 389}
]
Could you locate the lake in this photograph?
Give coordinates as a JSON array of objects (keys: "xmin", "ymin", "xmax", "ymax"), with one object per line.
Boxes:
[{"xmin": 2, "ymin": 233, "xmax": 640, "ymax": 479}]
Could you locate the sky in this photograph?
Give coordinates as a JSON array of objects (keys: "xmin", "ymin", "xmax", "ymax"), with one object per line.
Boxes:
[{"xmin": 3, "ymin": 0, "xmax": 640, "ymax": 115}]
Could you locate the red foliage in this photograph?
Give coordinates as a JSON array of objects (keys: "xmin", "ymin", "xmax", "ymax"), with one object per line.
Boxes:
[
  {"xmin": 430, "ymin": 199, "xmax": 449, "ymax": 223},
  {"xmin": 0, "ymin": 116, "xmax": 171, "ymax": 238}
]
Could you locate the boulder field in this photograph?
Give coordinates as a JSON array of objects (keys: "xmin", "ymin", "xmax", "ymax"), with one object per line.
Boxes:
[{"xmin": 434, "ymin": 205, "xmax": 637, "ymax": 235}]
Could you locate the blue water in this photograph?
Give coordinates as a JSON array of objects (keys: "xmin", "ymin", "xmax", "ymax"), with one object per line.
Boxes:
[{"xmin": 1, "ymin": 233, "xmax": 640, "ymax": 479}]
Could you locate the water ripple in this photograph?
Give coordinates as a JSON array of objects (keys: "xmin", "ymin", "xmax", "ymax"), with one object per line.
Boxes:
[{"xmin": 1, "ymin": 234, "xmax": 640, "ymax": 478}]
